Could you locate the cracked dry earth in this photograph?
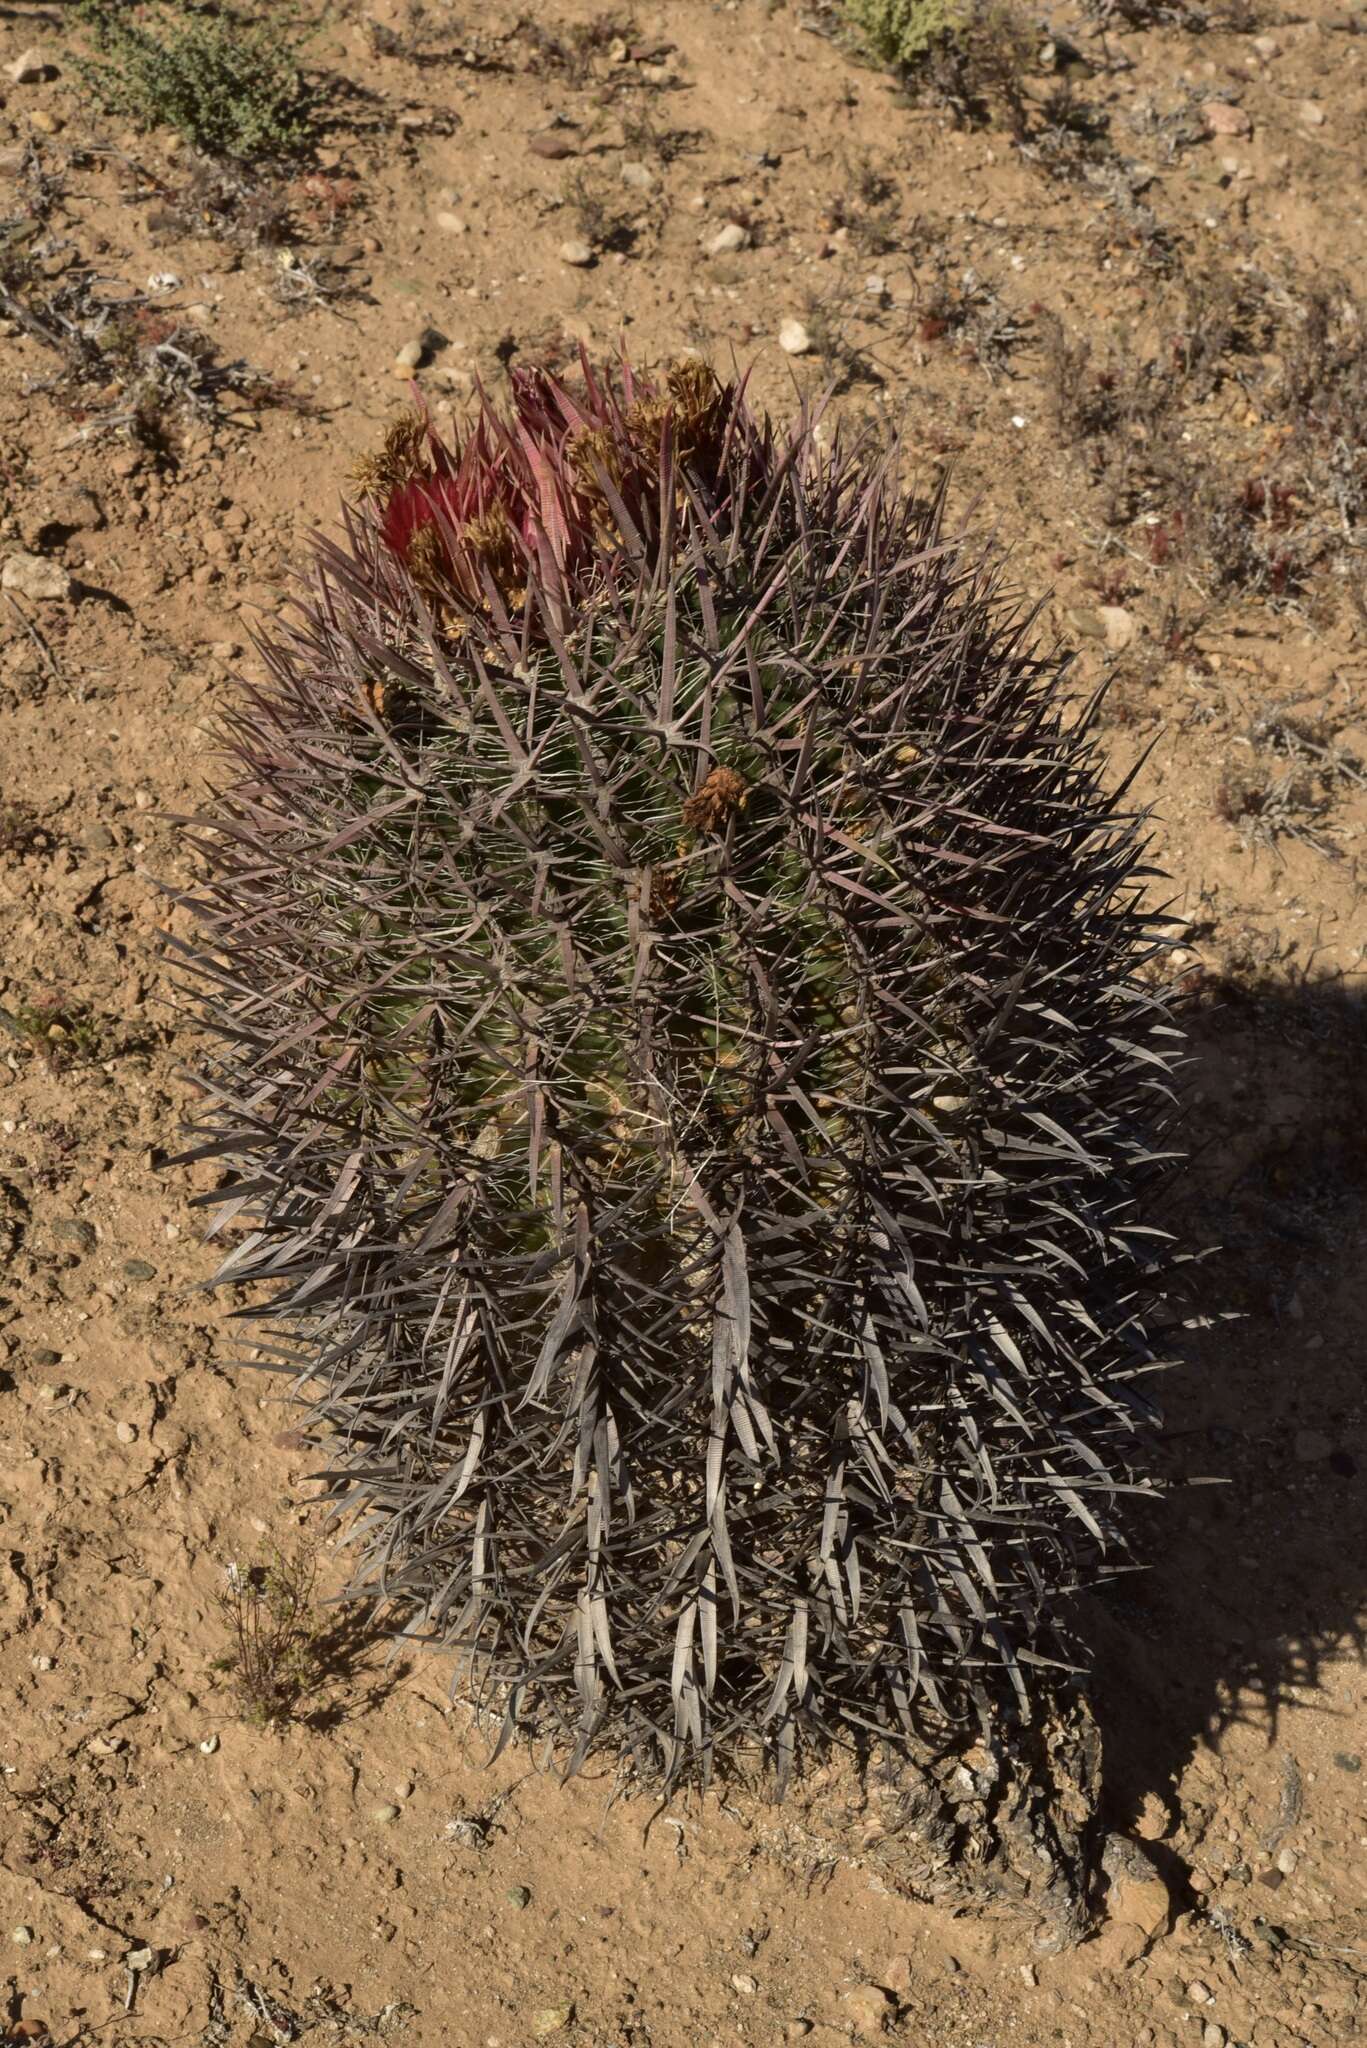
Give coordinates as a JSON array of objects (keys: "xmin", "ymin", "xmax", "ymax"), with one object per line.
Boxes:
[{"xmin": 1, "ymin": 2, "xmax": 1364, "ymax": 2045}]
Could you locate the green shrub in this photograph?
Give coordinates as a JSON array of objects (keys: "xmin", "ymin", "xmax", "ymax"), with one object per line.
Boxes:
[
  {"xmin": 72, "ymin": 1, "xmax": 314, "ymax": 161},
  {"xmin": 844, "ymin": 0, "xmax": 968, "ymax": 65}
]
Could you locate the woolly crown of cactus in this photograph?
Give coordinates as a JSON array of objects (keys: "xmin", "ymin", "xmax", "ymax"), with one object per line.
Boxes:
[{"xmin": 178, "ymin": 353, "xmax": 1179, "ymax": 1791}]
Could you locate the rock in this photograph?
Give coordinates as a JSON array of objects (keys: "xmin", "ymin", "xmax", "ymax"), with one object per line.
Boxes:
[
  {"xmin": 1298, "ymin": 101, "xmax": 1325, "ymax": 128},
  {"xmin": 1252, "ymin": 34, "xmax": 1280, "ymax": 59},
  {"xmin": 52, "ymin": 1218, "xmax": 97, "ymax": 1252},
  {"xmin": 198, "ymin": 1734, "xmax": 219, "ymax": 1755},
  {"xmin": 731, "ymin": 1973, "xmax": 759, "ymax": 1996},
  {"xmin": 1295, "ymin": 1429, "xmax": 1332, "ymax": 1462},
  {"xmin": 531, "ymin": 2006, "xmax": 573, "ymax": 2037},
  {"xmin": 393, "ymin": 339, "xmax": 425, "ymax": 377},
  {"xmin": 5, "ymin": 49, "xmax": 48, "ymax": 84},
  {"xmin": 1097, "ymin": 604, "xmax": 1135, "ymax": 652},
  {"xmin": 1275, "ymin": 1846, "xmax": 1297, "ymax": 1875},
  {"xmin": 778, "ymin": 318, "xmax": 812, "ymax": 355},
  {"xmin": 11, "ymin": 1925, "xmax": 34, "ymax": 1945},
  {"xmin": 1203, "ymin": 2027, "xmax": 1225, "ymax": 2048},
  {"xmin": 1133, "ymin": 1792, "xmax": 1170, "ymax": 1841},
  {"xmin": 122, "ymin": 1260, "xmax": 157, "ymax": 1281},
  {"xmin": 1203, "ymin": 102, "xmax": 1252, "ymax": 139},
  {"xmin": 507, "ymin": 1885, "xmax": 531, "ymax": 1909},
  {"xmin": 881, "ymin": 1956, "xmax": 913, "ymax": 1996},
  {"xmin": 528, "ymin": 130, "xmax": 578, "ymax": 160},
  {"xmin": 1187, "ymin": 1980, "xmax": 1212, "ymax": 2005},
  {"xmin": 436, "ymin": 210, "xmax": 469, "ymax": 235},
  {"xmin": 558, "ymin": 239, "xmax": 594, "ymax": 267},
  {"xmin": 2, "ymin": 552, "xmax": 71, "ymax": 601},
  {"xmin": 621, "ymin": 160, "xmax": 655, "ymax": 191},
  {"xmin": 1091, "ymin": 1919, "xmax": 1147, "ymax": 1969},
  {"xmin": 1334, "ymin": 1751, "xmax": 1362, "ymax": 1773},
  {"xmin": 784, "ymin": 2025, "xmax": 813, "ymax": 2043},
  {"xmin": 707, "ymin": 221, "xmax": 750, "ymax": 256},
  {"xmin": 368, "ymin": 1803, "xmax": 400, "ymax": 1824},
  {"xmin": 115, "ymin": 1421, "xmax": 138, "ymax": 1445},
  {"xmin": 842, "ymin": 1985, "xmax": 895, "ymax": 2037}
]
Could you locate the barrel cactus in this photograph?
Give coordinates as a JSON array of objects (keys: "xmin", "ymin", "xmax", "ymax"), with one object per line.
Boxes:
[{"xmin": 179, "ymin": 354, "xmax": 1179, "ymax": 1927}]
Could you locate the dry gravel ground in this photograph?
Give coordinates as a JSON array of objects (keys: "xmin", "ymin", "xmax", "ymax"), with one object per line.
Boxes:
[{"xmin": 1, "ymin": 2, "xmax": 1365, "ymax": 2044}]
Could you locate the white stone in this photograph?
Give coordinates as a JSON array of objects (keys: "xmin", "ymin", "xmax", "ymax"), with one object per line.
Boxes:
[
  {"xmin": 778, "ymin": 319, "xmax": 812, "ymax": 355},
  {"xmin": 5, "ymin": 49, "xmax": 47, "ymax": 85},
  {"xmin": 2, "ymin": 551, "xmax": 70, "ymax": 600},
  {"xmin": 558, "ymin": 239, "xmax": 594, "ymax": 267},
  {"xmin": 707, "ymin": 221, "xmax": 750, "ymax": 256}
]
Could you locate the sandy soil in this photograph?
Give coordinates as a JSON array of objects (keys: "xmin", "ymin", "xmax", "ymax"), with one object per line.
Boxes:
[{"xmin": 1, "ymin": 2, "xmax": 1364, "ymax": 2044}]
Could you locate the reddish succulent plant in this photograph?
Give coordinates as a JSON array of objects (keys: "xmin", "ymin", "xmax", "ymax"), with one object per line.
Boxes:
[{"xmin": 353, "ymin": 353, "xmax": 740, "ymax": 618}]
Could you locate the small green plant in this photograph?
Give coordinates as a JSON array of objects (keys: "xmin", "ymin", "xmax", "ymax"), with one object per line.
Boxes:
[
  {"xmin": 72, "ymin": 1, "xmax": 315, "ymax": 161},
  {"xmin": 212, "ymin": 1546, "xmax": 330, "ymax": 1728},
  {"xmin": 844, "ymin": 0, "xmax": 967, "ymax": 64},
  {"xmin": 0, "ymin": 989, "xmax": 104, "ymax": 1071}
]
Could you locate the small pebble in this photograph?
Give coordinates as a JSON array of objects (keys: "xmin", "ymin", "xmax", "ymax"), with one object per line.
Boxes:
[
  {"xmin": 1299, "ymin": 101, "xmax": 1325, "ymax": 127},
  {"xmin": 842, "ymin": 1984, "xmax": 895, "ymax": 2036},
  {"xmin": 369, "ymin": 1803, "xmax": 400, "ymax": 1824},
  {"xmin": 1204, "ymin": 2027, "xmax": 1225, "ymax": 2048},
  {"xmin": 394, "ymin": 1778, "xmax": 416, "ymax": 1799},
  {"xmin": 784, "ymin": 2024, "xmax": 813, "ymax": 2042},
  {"xmin": 1275, "ymin": 1846, "xmax": 1297, "ymax": 1875},
  {"xmin": 1187, "ymin": 1980, "xmax": 1212, "ymax": 2005},
  {"xmin": 11, "ymin": 1926, "xmax": 33, "ymax": 1947},
  {"xmin": 1334, "ymin": 1752, "xmax": 1362, "ymax": 1773},
  {"xmin": 52, "ymin": 1218, "xmax": 97, "ymax": 1251},
  {"xmin": 199, "ymin": 1734, "xmax": 219, "ymax": 1755},
  {"xmin": 707, "ymin": 221, "xmax": 750, "ymax": 256},
  {"xmin": 88, "ymin": 1733, "xmax": 124, "ymax": 1756},
  {"xmin": 1252, "ymin": 33, "xmax": 1280, "ymax": 58},
  {"xmin": 507, "ymin": 1885, "xmax": 531, "ymax": 1909},
  {"xmin": 558, "ymin": 239, "xmax": 594, "ymax": 267},
  {"xmin": 731, "ymin": 1973, "xmax": 759, "ymax": 1995},
  {"xmin": 778, "ymin": 318, "xmax": 812, "ymax": 355},
  {"xmin": 531, "ymin": 2006, "xmax": 573, "ymax": 2037},
  {"xmin": 436, "ymin": 211, "xmax": 469, "ymax": 234},
  {"xmin": 620, "ymin": 160, "xmax": 655, "ymax": 191},
  {"xmin": 116, "ymin": 1421, "xmax": 138, "ymax": 1445},
  {"xmin": 1202, "ymin": 101, "xmax": 1252, "ymax": 139},
  {"xmin": 31, "ymin": 1655, "xmax": 54, "ymax": 1672},
  {"xmin": 122, "ymin": 1260, "xmax": 157, "ymax": 1281},
  {"xmin": 393, "ymin": 338, "xmax": 425, "ymax": 376}
]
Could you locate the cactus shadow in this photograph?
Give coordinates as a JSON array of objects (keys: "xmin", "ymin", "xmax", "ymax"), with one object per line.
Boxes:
[{"xmin": 1086, "ymin": 972, "xmax": 1367, "ymax": 1846}]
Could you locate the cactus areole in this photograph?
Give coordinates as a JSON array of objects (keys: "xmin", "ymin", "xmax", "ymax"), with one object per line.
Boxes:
[{"xmin": 178, "ymin": 355, "xmax": 1181, "ymax": 1931}]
